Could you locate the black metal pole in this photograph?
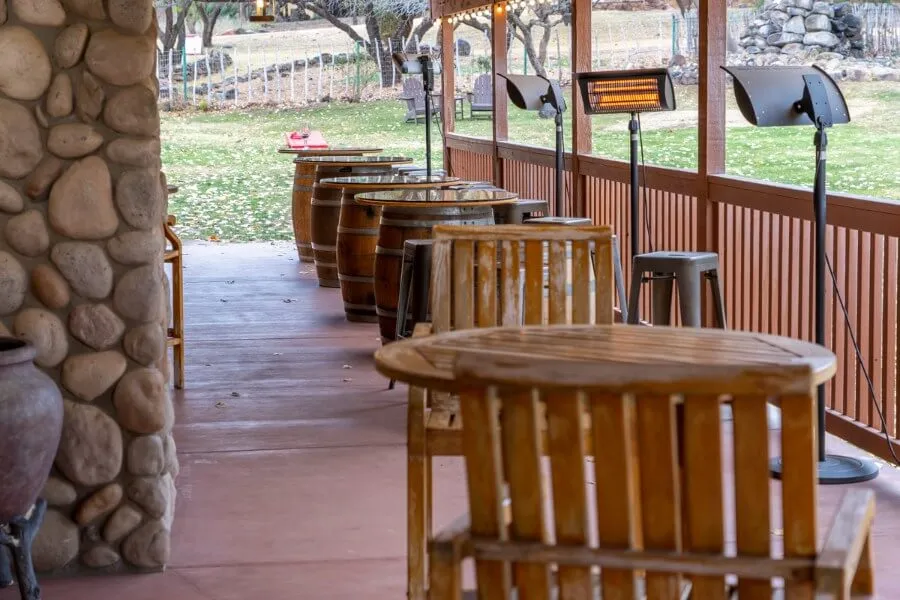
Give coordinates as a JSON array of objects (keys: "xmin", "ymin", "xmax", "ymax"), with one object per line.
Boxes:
[
  {"xmin": 555, "ymin": 111, "xmax": 564, "ymax": 216},
  {"xmin": 629, "ymin": 113, "xmax": 640, "ymax": 259},
  {"xmin": 813, "ymin": 124, "xmax": 828, "ymax": 462},
  {"xmin": 421, "ymin": 56, "xmax": 434, "ymax": 179}
]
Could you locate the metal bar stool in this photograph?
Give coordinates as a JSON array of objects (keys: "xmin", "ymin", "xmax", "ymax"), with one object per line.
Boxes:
[
  {"xmin": 626, "ymin": 250, "xmax": 727, "ymax": 328},
  {"xmin": 493, "ymin": 199, "xmax": 549, "ymax": 225}
]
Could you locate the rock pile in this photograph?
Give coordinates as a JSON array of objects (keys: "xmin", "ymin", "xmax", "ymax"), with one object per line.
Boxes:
[
  {"xmin": 0, "ymin": 0, "xmax": 176, "ymax": 578},
  {"xmin": 738, "ymin": 0, "xmax": 864, "ymax": 56}
]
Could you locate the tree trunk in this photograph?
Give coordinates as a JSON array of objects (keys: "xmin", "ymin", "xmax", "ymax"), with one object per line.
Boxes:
[
  {"xmin": 160, "ymin": 0, "xmax": 193, "ymax": 52},
  {"xmin": 199, "ymin": 4, "xmax": 224, "ymax": 48}
]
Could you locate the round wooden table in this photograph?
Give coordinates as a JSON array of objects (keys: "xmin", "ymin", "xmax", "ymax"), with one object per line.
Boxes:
[
  {"xmin": 319, "ymin": 176, "xmax": 461, "ymax": 323},
  {"xmin": 374, "ymin": 324, "xmax": 838, "ymax": 393},
  {"xmin": 279, "ymin": 146, "xmax": 382, "ymax": 264},
  {"xmin": 356, "ymin": 189, "xmax": 519, "ymax": 342},
  {"xmin": 295, "ymin": 156, "xmax": 413, "ymax": 287}
]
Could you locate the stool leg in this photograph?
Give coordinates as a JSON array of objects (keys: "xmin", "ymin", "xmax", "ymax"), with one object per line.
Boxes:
[
  {"xmin": 410, "ymin": 249, "xmax": 432, "ymax": 327},
  {"xmin": 611, "ymin": 238, "xmax": 628, "ymax": 322},
  {"xmin": 707, "ymin": 270, "xmax": 728, "ymax": 329},
  {"xmin": 396, "ymin": 253, "xmax": 415, "ymax": 340},
  {"xmin": 675, "ymin": 269, "xmax": 702, "ymax": 327},
  {"xmin": 627, "ymin": 268, "xmax": 643, "ymax": 325},
  {"xmin": 651, "ymin": 274, "xmax": 674, "ymax": 326},
  {"xmin": 173, "ymin": 251, "xmax": 184, "ymax": 390}
]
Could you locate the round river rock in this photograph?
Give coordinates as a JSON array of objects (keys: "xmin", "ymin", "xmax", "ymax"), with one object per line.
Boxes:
[
  {"xmin": 56, "ymin": 399, "xmax": 123, "ymax": 487},
  {"xmin": 13, "ymin": 308, "xmax": 67, "ymax": 367},
  {"xmin": 0, "ymin": 251, "xmax": 27, "ymax": 315},
  {"xmin": 0, "ymin": 26, "xmax": 51, "ymax": 100},
  {"xmin": 51, "ymin": 242, "xmax": 114, "ymax": 300},
  {"xmin": 0, "ymin": 98, "xmax": 43, "ymax": 179},
  {"xmin": 49, "ymin": 156, "xmax": 119, "ymax": 240},
  {"xmin": 31, "ymin": 264, "xmax": 70, "ymax": 310}
]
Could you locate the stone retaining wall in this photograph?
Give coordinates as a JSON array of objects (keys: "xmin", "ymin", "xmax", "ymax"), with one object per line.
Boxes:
[{"xmin": 0, "ymin": 0, "xmax": 174, "ymax": 575}]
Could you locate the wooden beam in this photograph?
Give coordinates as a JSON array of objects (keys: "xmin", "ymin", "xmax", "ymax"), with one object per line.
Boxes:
[
  {"xmin": 697, "ymin": 0, "xmax": 726, "ymax": 325},
  {"xmin": 440, "ymin": 19, "xmax": 456, "ymax": 175},
  {"xmin": 570, "ymin": 0, "xmax": 591, "ymax": 218},
  {"xmin": 492, "ymin": 4, "xmax": 508, "ymax": 187}
]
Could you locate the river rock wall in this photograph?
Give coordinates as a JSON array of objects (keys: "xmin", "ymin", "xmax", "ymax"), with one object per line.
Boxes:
[{"xmin": 0, "ymin": 0, "xmax": 175, "ymax": 575}]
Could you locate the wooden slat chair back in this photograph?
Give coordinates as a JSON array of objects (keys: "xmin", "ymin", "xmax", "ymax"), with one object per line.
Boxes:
[
  {"xmin": 429, "ymin": 356, "xmax": 876, "ymax": 600},
  {"xmin": 401, "ymin": 77, "xmax": 427, "ymax": 122},
  {"xmin": 468, "ymin": 73, "xmax": 493, "ymax": 117},
  {"xmin": 404, "ymin": 224, "xmax": 617, "ymax": 600},
  {"xmin": 429, "ymin": 224, "xmax": 616, "ymax": 333}
]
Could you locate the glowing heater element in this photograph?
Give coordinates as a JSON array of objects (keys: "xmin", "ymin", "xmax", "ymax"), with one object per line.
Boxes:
[{"xmin": 575, "ymin": 69, "xmax": 675, "ymax": 115}]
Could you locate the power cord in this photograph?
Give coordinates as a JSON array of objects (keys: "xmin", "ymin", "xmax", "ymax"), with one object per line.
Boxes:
[
  {"xmin": 636, "ymin": 114, "xmax": 654, "ymax": 253},
  {"xmin": 826, "ymin": 253, "xmax": 900, "ymax": 466}
]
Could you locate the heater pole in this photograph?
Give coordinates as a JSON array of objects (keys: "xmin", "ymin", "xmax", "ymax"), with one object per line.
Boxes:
[
  {"xmin": 421, "ymin": 56, "xmax": 434, "ymax": 179},
  {"xmin": 555, "ymin": 111, "xmax": 564, "ymax": 216},
  {"xmin": 813, "ymin": 124, "xmax": 828, "ymax": 462},
  {"xmin": 629, "ymin": 113, "xmax": 640, "ymax": 259}
]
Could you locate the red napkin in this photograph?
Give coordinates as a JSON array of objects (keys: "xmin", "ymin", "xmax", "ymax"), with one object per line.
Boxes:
[{"xmin": 286, "ymin": 130, "xmax": 328, "ymax": 149}]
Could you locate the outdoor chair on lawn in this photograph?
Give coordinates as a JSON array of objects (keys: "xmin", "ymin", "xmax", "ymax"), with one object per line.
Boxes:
[
  {"xmin": 404, "ymin": 224, "xmax": 616, "ymax": 600},
  {"xmin": 467, "ymin": 74, "xmax": 493, "ymax": 119},
  {"xmin": 428, "ymin": 358, "xmax": 876, "ymax": 600},
  {"xmin": 400, "ymin": 77, "xmax": 437, "ymax": 124}
]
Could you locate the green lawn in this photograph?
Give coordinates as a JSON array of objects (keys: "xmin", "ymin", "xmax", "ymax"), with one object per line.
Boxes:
[{"xmin": 162, "ymin": 82, "xmax": 900, "ymax": 242}]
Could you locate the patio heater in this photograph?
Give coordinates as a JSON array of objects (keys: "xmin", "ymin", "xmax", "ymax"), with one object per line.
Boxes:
[
  {"xmin": 393, "ymin": 52, "xmax": 440, "ymax": 178},
  {"xmin": 575, "ymin": 69, "xmax": 675, "ymax": 261},
  {"xmin": 722, "ymin": 65, "xmax": 878, "ymax": 484},
  {"xmin": 498, "ymin": 74, "xmax": 567, "ymax": 216}
]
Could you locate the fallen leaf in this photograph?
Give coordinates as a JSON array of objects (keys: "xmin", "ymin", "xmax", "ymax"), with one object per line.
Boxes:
[
  {"xmin": 215, "ymin": 401, "xmax": 226, "ymax": 408},
  {"xmin": 230, "ymin": 392, "xmax": 240, "ymax": 397},
  {"xmin": 343, "ymin": 364, "xmax": 353, "ymax": 369}
]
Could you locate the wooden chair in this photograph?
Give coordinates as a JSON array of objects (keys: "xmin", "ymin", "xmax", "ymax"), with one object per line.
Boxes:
[
  {"xmin": 164, "ymin": 214, "xmax": 184, "ymax": 389},
  {"xmin": 400, "ymin": 77, "xmax": 437, "ymax": 124},
  {"xmin": 467, "ymin": 74, "xmax": 493, "ymax": 119},
  {"xmin": 428, "ymin": 357, "xmax": 876, "ymax": 600},
  {"xmin": 405, "ymin": 224, "xmax": 616, "ymax": 599}
]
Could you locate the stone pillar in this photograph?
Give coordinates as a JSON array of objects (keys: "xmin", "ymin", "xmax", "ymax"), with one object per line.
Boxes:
[{"xmin": 0, "ymin": 0, "xmax": 175, "ymax": 574}]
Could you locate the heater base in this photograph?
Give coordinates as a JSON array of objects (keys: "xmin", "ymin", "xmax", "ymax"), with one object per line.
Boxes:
[{"xmin": 770, "ymin": 454, "xmax": 880, "ymax": 485}]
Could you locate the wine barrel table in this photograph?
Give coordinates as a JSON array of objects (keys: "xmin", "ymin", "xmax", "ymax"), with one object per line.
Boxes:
[
  {"xmin": 297, "ymin": 156, "xmax": 413, "ymax": 287},
  {"xmin": 278, "ymin": 146, "xmax": 382, "ymax": 263},
  {"xmin": 356, "ymin": 189, "xmax": 518, "ymax": 342},
  {"xmin": 319, "ymin": 175, "xmax": 461, "ymax": 323}
]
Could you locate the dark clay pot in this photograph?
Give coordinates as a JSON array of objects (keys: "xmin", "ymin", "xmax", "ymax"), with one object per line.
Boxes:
[{"xmin": 0, "ymin": 337, "xmax": 63, "ymax": 523}]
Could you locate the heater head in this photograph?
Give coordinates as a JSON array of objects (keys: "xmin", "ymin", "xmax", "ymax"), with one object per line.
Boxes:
[
  {"xmin": 721, "ymin": 65, "xmax": 850, "ymax": 128},
  {"xmin": 392, "ymin": 53, "xmax": 441, "ymax": 75},
  {"xmin": 498, "ymin": 74, "xmax": 566, "ymax": 113},
  {"xmin": 575, "ymin": 68, "xmax": 675, "ymax": 115}
]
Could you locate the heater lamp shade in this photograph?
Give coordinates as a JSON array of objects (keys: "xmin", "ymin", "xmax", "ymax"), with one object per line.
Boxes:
[
  {"xmin": 392, "ymin": 53, "xmax": 441, "ymax": 75},
  {"xmin": 499, "ymin": 74, "xmax": 556, "ymax": 111},
  {"xmin": 722, "ymin": 65, "xmax": 850, "ymax": 127},
  {"xmin": 575, "ymin": 68, "xmax": 675, "ymax": 115}
]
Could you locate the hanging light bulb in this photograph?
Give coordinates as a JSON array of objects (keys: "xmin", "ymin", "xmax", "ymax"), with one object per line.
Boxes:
[
  {"xmin": 249, "ymin": 0, "xmax": 274, "ymax": 22},
  {"xmin": 496, "ymin": 3, "xmax": 504, "ymax": 13}
]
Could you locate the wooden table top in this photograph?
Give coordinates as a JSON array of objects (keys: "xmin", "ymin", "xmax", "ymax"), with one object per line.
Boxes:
[
  {"xmin": 355, "ymin": 189, "xmax": 519, "ymax": 208},
  {"xmin": 374, "ymin": 324, "xmax": 837, "ymax": 396},
  {"xmin": 280, "ymin": 147, "xmax": 382, "ymax": 156},
  {"xmin": 319, "ymin": 175, "xmax": 460, "ymax": 190},
  {"xmin": 294, "ymin": 155, "xmax": 412, "ymax": 167}
]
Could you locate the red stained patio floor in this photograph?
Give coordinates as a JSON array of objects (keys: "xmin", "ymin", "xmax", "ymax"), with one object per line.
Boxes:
[{"xmin": 5, "ymin": 241, "xmax": 900, "ymax": 599}]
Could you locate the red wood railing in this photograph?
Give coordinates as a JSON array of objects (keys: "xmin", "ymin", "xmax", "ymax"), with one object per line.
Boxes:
[{"xmin": 446, "ymin": 132, "xmax": 900, "ymax": 462}]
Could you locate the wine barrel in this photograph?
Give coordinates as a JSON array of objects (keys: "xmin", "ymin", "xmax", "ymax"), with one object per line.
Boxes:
[
  {"xmin": 291, "ymin": 160, "xmax": 317, "ymax": 263},
  {"xmin": 337, "ymin": 190, "xmax": 381, "ymax": 322},
  {"xmin": 374, "ymin": 206, "xmax": 494, "ymax": 342},
  {"xmin": 310, "ymin": 167, "xmax": 348, "ymax": 288}
]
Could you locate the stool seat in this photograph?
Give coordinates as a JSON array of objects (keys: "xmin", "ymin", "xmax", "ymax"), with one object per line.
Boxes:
[
  {"xmin": 494, "ymin": 199, "xmax": 549, "ymax": 225},
  {"xmin": 525, "ymin": 216, "xmax": 593, "ymax": 226},
  {"xmin": 632, "ymin": 250, "xmax": 720, "ymax": 271}
]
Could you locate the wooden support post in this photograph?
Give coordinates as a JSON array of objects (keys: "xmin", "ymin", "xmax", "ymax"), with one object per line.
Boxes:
[
  {"xmin": 441, "ymin": 19, "xmax": 456, "ymax": 175},
  {"xmin": 698, "ymin": 0, "xmax": 726, "ymax": 325},
  {"xmin": 570, "ymin": 0, "xmax": 592, "ymax": 219},
  {"xmin": 492, "ymin": 3, "xmax": 508, "ymax": 188}
]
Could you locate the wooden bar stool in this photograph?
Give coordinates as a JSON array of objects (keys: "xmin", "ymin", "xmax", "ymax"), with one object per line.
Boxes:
[{"xmin": 164, "ymin": 186, "xmax": 184, "ymax": 390}]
